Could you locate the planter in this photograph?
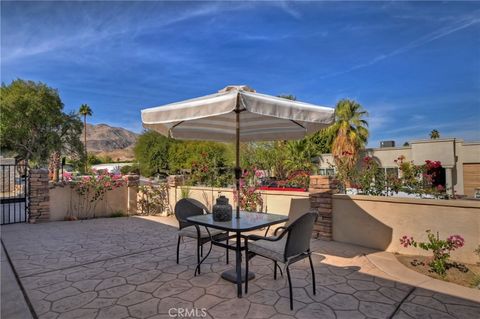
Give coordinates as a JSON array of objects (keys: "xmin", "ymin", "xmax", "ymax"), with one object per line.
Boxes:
[{"xmin": 212, "ymin": 195, "xmax": 232, "ymax": 221}]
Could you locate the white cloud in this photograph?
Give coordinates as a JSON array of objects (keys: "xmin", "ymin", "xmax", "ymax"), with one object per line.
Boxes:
[
  {"xmin": 318, "ymin": 14, "xmax": 480, "ymax": 79},
  {"xmin": 1, "ymin": 2, "xmax": 241, "ymax": 63},
  {"xmin": 276, "ymin": 1, "xmax": 302, "ymax": 19},
  {"xmin": 411, "ymin": 114, "xmax": 426, "ymax": 122}
]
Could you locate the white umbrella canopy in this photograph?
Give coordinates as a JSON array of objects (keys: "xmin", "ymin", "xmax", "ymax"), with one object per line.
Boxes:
[
  {"xmin": 141, "ymin": 85, "xmax": 335, "ymax": 219},
  {"xmin": 141, "ymin": 85, "xmax": 335, "ymax": 142}
]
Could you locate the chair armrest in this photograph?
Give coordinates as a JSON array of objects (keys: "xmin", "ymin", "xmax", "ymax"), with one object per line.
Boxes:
[
  {"xmin": 247, "ymin": 234, "xmax": 271, "ymax": 241},
  {"xmin": 273, "ymin": 226, "xmax": 287, "ymax": 236},
  {"xmin": 247, "ymin": 229, "xmax": 287, "ymax": 242}
]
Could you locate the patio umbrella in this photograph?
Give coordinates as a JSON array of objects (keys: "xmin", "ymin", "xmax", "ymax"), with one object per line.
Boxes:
[{"xmin": 141, "ymin": 85, "xmax": 335, "ymax": 219}]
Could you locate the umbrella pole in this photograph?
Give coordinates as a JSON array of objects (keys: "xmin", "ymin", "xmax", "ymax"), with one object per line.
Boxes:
[{"xmin": 235, "ymin": 105, "xmax": 241, "ymax": 219}]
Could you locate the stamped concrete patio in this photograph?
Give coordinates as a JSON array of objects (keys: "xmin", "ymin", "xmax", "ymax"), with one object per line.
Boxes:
[{"xmin": 1, "ymin": 216, "xmax": 479, "ymax": 319}]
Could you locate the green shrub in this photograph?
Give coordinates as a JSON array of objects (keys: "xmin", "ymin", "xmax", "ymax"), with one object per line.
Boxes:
[
  {"xmin": 400, "ymin": 230, "xmax": 465, "ymax": 276},
  {"xmin": 110, "ymin": 210, "xmax": 125, "ymax": 218},
  {"xmin": 120, "ymin": 164, "xmax": 140, "ymax": 175},
  {"xmin": 138, "ymin": 183, "xmax": 170, "ymax": 215},
  {"xmin": 180, "ymin": 186, "xmax": 191, "ymax": 199}
]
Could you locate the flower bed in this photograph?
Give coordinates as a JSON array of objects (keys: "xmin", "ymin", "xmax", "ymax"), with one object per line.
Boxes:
[
  {"xmin": 396, "ymin": 254, "xmax": 480, "ymax": 288},
  {"xmin": 258, "ymin": 186, "xmax": 307, "ymax": 192}
]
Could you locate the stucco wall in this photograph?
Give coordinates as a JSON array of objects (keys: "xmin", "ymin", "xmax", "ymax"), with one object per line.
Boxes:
[
  {"xmin": 461, "ymin": 142, "xmax": 480, "ymax": 163},
  {"xmin": 49, "ymin": 184, "xmax": 129, "ymax": 221},
  {"xmin": 168, "ymin": 186, "xmax": 310, "ymax": 217},
  {"xmin": 364, "ymin": 147, "xmax": 411, "ymax": 168},
  {"xmin": 332, "ymin": 194, "xmax": 480, "ymax": 263},
  {"xmin": 410, "ymin": 139, "xmax": 456, "ymax": 167}
]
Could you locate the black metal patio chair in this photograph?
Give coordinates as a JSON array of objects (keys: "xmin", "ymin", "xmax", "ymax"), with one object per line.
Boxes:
[
  {"xmin": 245, "ymin": 212, "xmax": 318, "ymax": 310},
  {"xmin": 175, "ymin": 198, "xmax": 229, "ymax": 275}
]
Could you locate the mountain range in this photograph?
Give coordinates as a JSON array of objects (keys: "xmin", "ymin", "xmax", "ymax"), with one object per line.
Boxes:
[{"xmin": 84, "ymin": 124, "xmax": 139, "ymax": 161}]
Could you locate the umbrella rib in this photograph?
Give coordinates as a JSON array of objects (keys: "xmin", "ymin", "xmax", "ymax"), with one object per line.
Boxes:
[
  {"xmin": 171, "ymin": 121, "xmax": 185, "ymax": 129},
  {"xmin": 290, "ymin": 119, "xmax": 306, "ymax": 130},
  {"xmin": 168, "ymin": 121, "xmax": 185, "ymax": 138}
]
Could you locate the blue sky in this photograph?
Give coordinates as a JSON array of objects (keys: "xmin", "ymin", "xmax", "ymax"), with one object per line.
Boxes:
[{"xmin": 2, "ymin": 1, "xmax": 479, "ymax": 147}]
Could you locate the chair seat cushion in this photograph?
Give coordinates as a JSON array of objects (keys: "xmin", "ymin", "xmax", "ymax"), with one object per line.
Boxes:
[
  {"xmin": 178, "ymin": 226, "xmax": 225, "ymax": 238},
  {"xmin": 248, "ymin": 236, "xmax": 287, "ymax": 262}
]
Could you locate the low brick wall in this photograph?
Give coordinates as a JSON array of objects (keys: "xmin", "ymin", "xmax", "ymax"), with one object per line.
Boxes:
[
  {"xmin": 29, "ymin": 169, "xmax": 50, "ymax": 223},
  {"xmin": 309, "ymin": 175, "xmax": 338, "ymax": 240}
]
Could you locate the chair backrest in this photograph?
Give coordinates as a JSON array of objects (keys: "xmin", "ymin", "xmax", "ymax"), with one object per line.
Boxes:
[
  {"xmin": 174, "ymin": 198, "xmax": 209, "ymax": 229},
  {"xmin": 285, "ymin": 209, "xmax": 310, "ymax": 227},
  {"xmin": 284, "ymin": 212, "xmax": 318, "ymax": 259}
]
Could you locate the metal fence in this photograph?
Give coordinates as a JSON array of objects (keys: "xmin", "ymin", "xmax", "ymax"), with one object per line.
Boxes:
[{"xmin": 0, "ymin": 163, "xmax": 29, "ymax": 224}]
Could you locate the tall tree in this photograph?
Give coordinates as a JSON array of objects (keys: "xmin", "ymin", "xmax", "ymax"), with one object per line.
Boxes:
[
  {"xmin": 309, "ymin": 128, "xmax": 335, "ymax": 154},
  {"xmin": 0, "ymin": 79, "xmax": 83, "ymax": 166},
  {"xmin": 134, "ymin": 130, "xmax": 172, "ymax": 177},
  {"xmin": 328, "ymin": 99, "xmax": 369, "ymax": 169},
  {"xmin": 78, "ymin": 104, "xmax": 93, "ymax": 170},
  {"xmin": 430, "ymin": 129, "xmax": 440, "ymax": 139},
  {"xmin": 49, "ymin": 112, "xmax": 84, "ymax": 180},
  {"xmin": 242, "ymin": 141, "xmax": 289, "ymax": 180},
  {"xmin": 284, "ymin": 138, "xmax": 318, "ymax": 173}
]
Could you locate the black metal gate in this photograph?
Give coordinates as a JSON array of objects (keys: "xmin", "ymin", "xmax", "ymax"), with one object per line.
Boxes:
[{"xmin": 1, "ymin": 163, "xmax": 29, "ymax": 224}]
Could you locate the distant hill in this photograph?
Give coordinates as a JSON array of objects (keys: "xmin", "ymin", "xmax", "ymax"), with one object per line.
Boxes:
[{"xmin": 84, "ymin": 124, "xmax": 138, "ymax": 161}]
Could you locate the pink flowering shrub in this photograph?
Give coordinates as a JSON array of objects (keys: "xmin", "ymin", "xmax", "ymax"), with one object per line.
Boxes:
[
  {"xmin": 69, "ymin": 171, "xmax": 125, "ymax": 219},
  {"xmin": 400, "ymin": 230, "xmax": 465, "ymax": 275},
  {"xmin": 62, "ymin": 171, "xmax": 73, "ymax": 181},
  {"xmin": 233, "ymin": 169, "xmax": 264, "ymax": 212},
  {"xmin": 354, "ymin": 156, "xmax": 386, "ymax": 195},
  {"xmin": 388, "ymin": 156, "xmax": 448, "ymax": 198},
  {"xmin": 239, "ymin": 185, "xmax": 263, "ymax": 212}
]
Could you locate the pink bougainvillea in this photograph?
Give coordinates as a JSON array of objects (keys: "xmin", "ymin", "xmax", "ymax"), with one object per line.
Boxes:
[
  {"xmin": 69, "ymin": 171, "xmax": 125, "ymax": 219},
  {"xmin": 399, "ymin": 230, "xmax": 465, "ymax": 275},
  {"xmin": 400, "ymin": 235, "xmax": 414, "ymax": 248},
  {"xmin": 447, "ymin": 234, "xmax": 465, "ymax": 249}
]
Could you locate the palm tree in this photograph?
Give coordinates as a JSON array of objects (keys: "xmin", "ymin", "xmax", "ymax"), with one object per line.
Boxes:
[
  {"xmin": 78, "ymin": 104, "xmax": 93, "ymax": 170},
  {"xmin": 284, "ymin": 138, "xmax": 317, "ymax": 173},
  {"xmin": 328, "ymin": 99, "xmax": 369, "ymax": 169},
  {"xmin": 430, "ymin": 129, "xmax": 440, "ymax": 139}
]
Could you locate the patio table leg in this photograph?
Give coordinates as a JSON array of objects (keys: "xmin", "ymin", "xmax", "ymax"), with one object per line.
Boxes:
[{"xmin": 236, "ymin": 231, "xmax": 242, "ymax": 297}]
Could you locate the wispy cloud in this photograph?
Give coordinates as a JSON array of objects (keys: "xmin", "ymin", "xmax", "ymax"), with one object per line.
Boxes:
[
  {"xmin": 368, "ymin": 109, "xmax": 393, "ymax": 131},
  {"xmin": 383, "ymin": 118, "xmax": 480, "ymax": 135},
  {"xmin": 411, "ymin": 114, "xmax": 426, "ymax": 122},
  {"xmin": 319, "ymin": 14, "xmax": 480, "ymax": 79},
  {"xmin": 2, "ymin": 2, "xmax": 478, "ymax": 143},
  {"xmin": 1, "ymin": 2, "xmax": 236, "ymax": 63},
  {"xmin": 276, "ymin": 1, "xmax": 302, "ymax": 19}
]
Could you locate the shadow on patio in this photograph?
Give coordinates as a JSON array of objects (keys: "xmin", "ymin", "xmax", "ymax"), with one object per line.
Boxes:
[{"xmin": 1, "ymin": 216, "xmax": 479, "ymax": 319}]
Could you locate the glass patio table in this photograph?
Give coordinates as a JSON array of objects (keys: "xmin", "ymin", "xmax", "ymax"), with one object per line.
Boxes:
[{"xmin": 187, "ymin": 211, "xmax": 288, "ymax": 298}]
